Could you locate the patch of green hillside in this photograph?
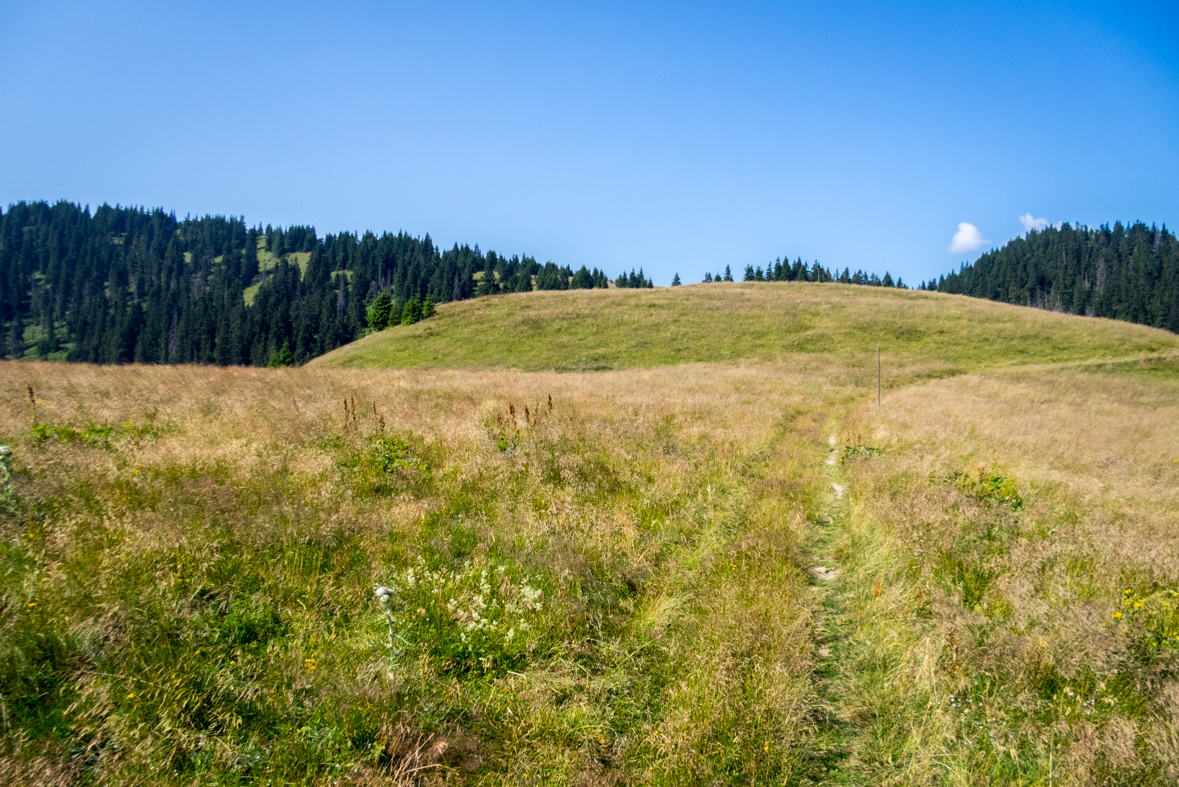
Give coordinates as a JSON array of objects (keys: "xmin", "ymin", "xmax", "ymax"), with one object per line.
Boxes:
[
  {"xmin": 313, "ymin": 283, "xmax": 1179, "ymax": 376},
  {"xmin": 244, "ymin": 241, "xmax": 313, "ymax": 305}
]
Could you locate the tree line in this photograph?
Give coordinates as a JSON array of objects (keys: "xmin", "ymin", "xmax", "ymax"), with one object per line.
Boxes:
[
  {"xmin": 10, "ymin": 200, "xmax": 1169, "ymax": 369},
  {"xmin": 923, "ymin": 221, "xmax": 1179, "ymax": 332},
  {"xmin": 699, "ymin": 260, "xmax": 905, "ymax": 288},
  {"xmin": 0, "ymin": 201, "xmax": 614, "ymax": 366}
]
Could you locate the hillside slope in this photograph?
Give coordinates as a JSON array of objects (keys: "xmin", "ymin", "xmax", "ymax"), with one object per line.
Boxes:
[{"xmin": 313, "ymin": 282, "xmax": 1179, "ymax": 376}]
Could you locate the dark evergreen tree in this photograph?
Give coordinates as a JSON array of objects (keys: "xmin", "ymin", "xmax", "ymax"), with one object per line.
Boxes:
[
  {"xmin": 367, "ymin": 291, "xmax": 394, "ymax": 330},
  {"xmin": 571, "ymin": 266, "xmax": 593, "ymax": 289},
  {"xmin": 401, "ymin": 296, "xmax": 422, "ymax": 325}
]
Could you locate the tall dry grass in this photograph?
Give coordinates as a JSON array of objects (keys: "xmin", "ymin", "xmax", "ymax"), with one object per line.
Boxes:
[
  {"xmin": 834, "ymin": 365, "xmax": 1179, "ymax": 784},
  {"xmin": 0, "ymin": 359, "xmax": 848, "ymax": 785}
]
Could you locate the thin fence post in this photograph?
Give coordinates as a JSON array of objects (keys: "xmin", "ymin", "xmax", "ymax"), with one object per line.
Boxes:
[{"xmin": 877, "ymin": 343, "xmax": 881, "ymax": 411}]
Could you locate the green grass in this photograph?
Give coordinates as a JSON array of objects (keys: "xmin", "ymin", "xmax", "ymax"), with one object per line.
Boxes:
[
  {"xmin": 0, "ymin": 362, "xmax": 843, "ymax": 784},
  {"xmin": 244, "ymin": 237, "xmax": 312, "ymax": 305},
  {"xmin": 313, "ymin": 283, "xmax": 1179, "ymax": 377}
]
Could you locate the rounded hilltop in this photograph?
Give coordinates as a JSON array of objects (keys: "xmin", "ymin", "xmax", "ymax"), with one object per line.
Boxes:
[{"xmin": 311, "ymin": 281, "xmax": 1179, "ymax": 376}]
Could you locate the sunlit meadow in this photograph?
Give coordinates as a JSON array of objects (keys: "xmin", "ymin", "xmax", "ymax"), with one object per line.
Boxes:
[
  {"xmin": 0, "ymin": 358, "xmax": 850, "ymax": 785},
  {"xmin": 2, "ymin": 285, "xmax": 1178, "ymax": 785}
]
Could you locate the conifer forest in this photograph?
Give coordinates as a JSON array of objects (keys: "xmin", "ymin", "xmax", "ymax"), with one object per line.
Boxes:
[
  {"xmin": 0, "ymin": 202, "xmax": 610, "ymax": 366},
  {"xmin": 3, "ymin": 202, "xmax": 1176, "ymax": 368},
  {"xmin": 928, "ymin": 222, "xmax": 1179, "ymax": 332}
]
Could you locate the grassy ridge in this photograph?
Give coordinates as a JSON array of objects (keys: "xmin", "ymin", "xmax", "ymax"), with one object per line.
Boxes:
[{"xmin": 313, "ymin": 283, "xmax": 1179, "ymax": 376}]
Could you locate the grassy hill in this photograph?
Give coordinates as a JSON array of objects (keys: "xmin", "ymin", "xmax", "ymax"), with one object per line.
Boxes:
[
  {"xmin": 313, "ymin": 283, "xmax": 1179, "ymax": 378},
  {"xmin": 2, "ymin": 285, "xmax": 1179, "ymax": 785}
]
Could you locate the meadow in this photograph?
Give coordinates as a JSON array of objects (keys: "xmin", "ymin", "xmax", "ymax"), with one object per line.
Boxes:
[
  {"xmin": 1, "ymin": 283, "xmax": 1177, "ymax": 785},
  {"xmin": 313, "ymin": 284, "xmax": 1178, "ymax": 377}
]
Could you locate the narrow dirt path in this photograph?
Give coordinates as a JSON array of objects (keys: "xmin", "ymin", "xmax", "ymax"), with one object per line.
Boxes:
[{"xmin": 794, "ymin": 431, "xmax": 861, "ymax": 784}]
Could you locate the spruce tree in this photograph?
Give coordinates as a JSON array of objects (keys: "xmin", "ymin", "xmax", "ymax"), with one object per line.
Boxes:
[
  {"xmin": 367, "ymin": 291, "xmax": 393, "ymax": 330},
  {"xmin": 401, "ymin": 296, "xmax": 422, "ymax": 325},
  {"xmin": 268, "ymin": 341, "xmax": 293, "ymax": 367}
]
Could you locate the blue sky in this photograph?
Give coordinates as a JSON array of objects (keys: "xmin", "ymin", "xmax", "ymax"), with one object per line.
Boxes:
[{"xmin": 2, "ymin": 1, "xmax": 1176, "ymax": 286}]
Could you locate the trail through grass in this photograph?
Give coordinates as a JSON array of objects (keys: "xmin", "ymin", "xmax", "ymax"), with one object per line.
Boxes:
[{"xmin": 795, "ymin": 431, "xmax": 861, "ymax": 786}]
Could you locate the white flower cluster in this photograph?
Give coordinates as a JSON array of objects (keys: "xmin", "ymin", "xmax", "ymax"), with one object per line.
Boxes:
[{"xmin": 395, "ymin": 559, "xmax": 545, "ymax": 647}]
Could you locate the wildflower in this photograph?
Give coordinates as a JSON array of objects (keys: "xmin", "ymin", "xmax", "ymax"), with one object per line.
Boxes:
[
  {"xmin": 374, "ymin": 585, "xmax": 396, "ymax": 609},
  {"xmin": 375, "ymin": 584, "xmax": 400, "ymax": 660},
  {"xmin": 1113, "ymin": 612, "xmax": 1123, "ymax": 619}
]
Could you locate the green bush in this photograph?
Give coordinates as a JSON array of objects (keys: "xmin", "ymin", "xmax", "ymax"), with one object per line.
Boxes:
[{"xmin": 951, "ymin": 469, "xmax": 1023, "ymax": 510}]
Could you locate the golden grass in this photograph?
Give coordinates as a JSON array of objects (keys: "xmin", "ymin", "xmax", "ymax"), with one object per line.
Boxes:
[
  {"xmin": 0, "ymin": 360, "xmax": 850, "ymax": 785},
  {"xmin": 833, "ymin": 366, "xmax": 1179, "ymax": 784}
]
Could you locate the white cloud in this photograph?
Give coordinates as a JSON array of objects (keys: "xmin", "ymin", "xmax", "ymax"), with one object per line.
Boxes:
[
  {"xmin": 1019, "ymin": 213, "xmax": 1049, "ymax": 232},
  {"xmin": 948, "ymin": 222, "xmax": 989, "ymax": 254}
]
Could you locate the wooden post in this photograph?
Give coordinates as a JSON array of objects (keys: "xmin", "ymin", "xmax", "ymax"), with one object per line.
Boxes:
[{"xmin": 877, "ymin": 343, "xmax": 881, "ymax": 410}]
